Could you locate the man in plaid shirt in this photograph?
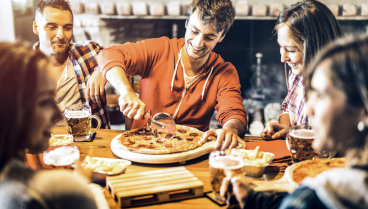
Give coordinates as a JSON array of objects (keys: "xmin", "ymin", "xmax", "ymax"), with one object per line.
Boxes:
[{"xmin": 32, "ymin": 0, "xmax": 110, "ymax": 129}]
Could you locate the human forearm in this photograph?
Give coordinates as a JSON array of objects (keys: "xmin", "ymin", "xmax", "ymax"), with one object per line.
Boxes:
[
  {"xmin": 242, "ymin": 189, "xmax": 288, "ymax": 209},
  {"xmin": 106, "ymin": 66, "xmax": 134, "ymax": 96},
  {"xmin": 106, "ymin": 66, "xmax": 147, "ymax": 119},
  {"xmin": 223, "ymin": 119, "xmax": 246, "ymax": 137},
  {"xmin": 279, "ymin": 113, "xmax": 291, "ymax": 128}
]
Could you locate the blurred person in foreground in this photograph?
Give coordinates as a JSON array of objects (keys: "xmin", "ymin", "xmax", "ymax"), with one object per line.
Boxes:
[
  {"xmin": 261, "ymin": 0, "xmax": 344, "ymax": 140},
  {"xmin": 97, "ymin": 0, "xmax": 247, "ymax": 149},
  {"xmin": 221, "ymin": 36, "xmax": 368, "ymax": 209},
  {"xmin": 0, "ymin": 42, "xmax": 100, "ymax": 209},
  {"xmin": 33, "ymin": 0, "xmax": 110, "ymax": 128}
]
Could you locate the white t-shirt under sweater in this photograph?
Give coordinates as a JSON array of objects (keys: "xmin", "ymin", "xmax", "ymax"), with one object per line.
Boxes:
[{"xmin": 56, "ymin": 58, "xmax": 82, "ymax": 112}]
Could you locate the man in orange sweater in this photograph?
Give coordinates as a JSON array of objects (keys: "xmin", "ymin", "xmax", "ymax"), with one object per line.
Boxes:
[{"xmin": 98, "ymin": 0, "xmax": 248, "ymax": 149}]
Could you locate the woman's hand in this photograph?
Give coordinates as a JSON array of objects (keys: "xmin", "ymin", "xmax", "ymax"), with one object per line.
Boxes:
[
  {"xmin": 261, "ymin": 122, "xmax": 289, "ymax": 140},
  {"xmin": 220, "ymin": 170, "xmax": 250, "ymax": 208},
  {"xmin": 74, "ymin": 159, "xmax": 93, "ymax": 183}
]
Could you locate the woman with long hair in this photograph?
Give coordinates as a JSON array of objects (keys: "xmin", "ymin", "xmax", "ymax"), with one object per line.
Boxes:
[
  {"xmin": 262, "ymin": 0, "xmax": 344, "ymax": 140},
  {"xmin": 0, "ymin": 42, "xmax": 98, "ymax": 209},
  {"xmin": 222, "ymin": 36, "xmax": 368, "ymax": 209}
]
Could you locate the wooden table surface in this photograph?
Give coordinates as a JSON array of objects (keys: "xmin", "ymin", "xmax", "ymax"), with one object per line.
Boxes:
[{"xmin": 52, "ymin": 127, "xmax": 287, "ymax": 209}]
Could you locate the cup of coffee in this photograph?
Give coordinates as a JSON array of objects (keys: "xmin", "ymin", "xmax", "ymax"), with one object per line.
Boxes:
[
  {"xmin": 209, "ymin": 150, "xmax": 244, "ymax": 202},
  {"xmin": 64, "ymin": 104, "xmax": 101, "ymax": 142},
  {"xmin": 286, "ymin": 125, "xmax": 318, "ymax": 163}
]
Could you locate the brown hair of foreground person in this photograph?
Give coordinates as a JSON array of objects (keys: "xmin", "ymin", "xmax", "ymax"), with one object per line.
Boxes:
[
  {"xmin": 0, "ymin": 42, "xmax": 57, "ymax": 170},
  {"xmin": 0, "ymin": 42, "xmax": 98, "ymax": 209},
  {"xmin": 305, "ymin": 35, "xmax": 368, "ymax": 166}
]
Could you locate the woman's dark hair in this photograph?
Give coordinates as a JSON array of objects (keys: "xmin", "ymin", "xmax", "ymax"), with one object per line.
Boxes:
[
  {"xmin": 305, "ymin": 35, "xmax": 368, "ymax": 165},
  {"xmin": 0, "ymin": 42, "xmax": 48, "ymax": 170},
  {"xmin": 305, "ymin": 36, "xmax": 368, "ymax": 109},
  {"xmin": 275, "ymin": 0, "xmax": 344, "ymax": 71}
]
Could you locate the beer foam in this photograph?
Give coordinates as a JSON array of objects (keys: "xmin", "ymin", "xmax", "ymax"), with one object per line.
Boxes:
[
  {"xmin": 209, "ymin": 156, "xmax": 244, "ymax": 169},
  {"xmin": 65, "ymin": 110, "xmax": 90, "ymax": 118},
  {"xmin": 43, "ymin": 146, "xmax": 80, "ymax": 166},
  {"xmin": 290, "ymin": 129, "xmax": 315, "ymax": 139}
]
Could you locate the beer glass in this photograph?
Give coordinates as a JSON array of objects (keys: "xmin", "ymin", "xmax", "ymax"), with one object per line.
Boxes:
[
  {"xmin": 209, "ymin": 150, "xmax": 244, "ymax": 202},
  {"xmin": 286, "ymin": 125, "xmax": 318, "ymax": 163},
  {"xmin": 43, "ymin": 145, "xmax": 80, "ymax": 167},
  {"xmin": 64, "ymin": 104, "xmax": 101, "ymax": 142}
]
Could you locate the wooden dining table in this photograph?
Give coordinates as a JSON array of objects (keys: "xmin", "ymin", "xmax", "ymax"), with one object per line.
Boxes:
[{"xmin": 52, "ymin": 127, "xmax": 292, "ymax": 209}]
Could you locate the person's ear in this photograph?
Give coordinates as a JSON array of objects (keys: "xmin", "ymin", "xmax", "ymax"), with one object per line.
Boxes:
[{"xmin": 33, "ymin": 21, "xmax": 38, "ymax": 35}]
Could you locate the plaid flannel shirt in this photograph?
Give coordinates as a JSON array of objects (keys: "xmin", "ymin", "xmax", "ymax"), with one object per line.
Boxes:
[
  {"xmin": 34, "ymin": 41, "xmax": 110, "ymax": 129},
  {"xmin": 280, "ymin": 71, "xmax": 308, "ymax": 126}
]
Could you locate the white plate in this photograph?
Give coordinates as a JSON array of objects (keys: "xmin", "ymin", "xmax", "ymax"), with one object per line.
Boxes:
[
  {"xmin": 110, "ymin": 133, "xmax": 216, "ymax": 164},
  {"xmin": 284, "ymin": 163, "xmax": 300, "ymax": 188}
]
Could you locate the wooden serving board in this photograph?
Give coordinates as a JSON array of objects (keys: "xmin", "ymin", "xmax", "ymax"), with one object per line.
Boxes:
[
  {"xmin": 106, "ymin": 167, "xmax": 204, "ymax": 207},
  {"xmin": 110, "ymin": 134, "xmax": 216, "ymax": 164}
]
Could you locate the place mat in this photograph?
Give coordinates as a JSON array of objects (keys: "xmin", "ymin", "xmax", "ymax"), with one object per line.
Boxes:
[{"xmin": 245, "ymin": 140, "xmax": 291, "ymax": 172}]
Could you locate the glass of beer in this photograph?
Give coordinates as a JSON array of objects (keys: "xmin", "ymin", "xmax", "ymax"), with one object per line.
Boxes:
[
  {"xmin": 64, "ymin": 104, "xmax": 101, "ymax": 142},
  {"xmin": 43, "ymin": 145, "xmax": 80, "ymax": 167},
  {"xmin": 209, "ymin": 150, "xmax": 244, "ymax": 202},
  {"xmin": 286, "ymin": 125, "xmax": 318, "ymax": 163}
]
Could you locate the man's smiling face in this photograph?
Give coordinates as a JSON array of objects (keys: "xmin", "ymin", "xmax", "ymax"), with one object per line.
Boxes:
[
  {"xmin": 33, "ymin": 6, "xmax": 73, "ymax": 55},
  {"xmin": 184, "ymin": 9, "xmax": 225, "ymax": 60}
]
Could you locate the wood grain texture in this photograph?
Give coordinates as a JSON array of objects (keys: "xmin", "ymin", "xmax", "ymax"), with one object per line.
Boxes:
[
  {"xmin": 107, "ymin": 167, "xmax": 203, "ymax": 207},
  {"xmin": 52, "ymin": 127, "xmax": 285, "ymax": 209}
]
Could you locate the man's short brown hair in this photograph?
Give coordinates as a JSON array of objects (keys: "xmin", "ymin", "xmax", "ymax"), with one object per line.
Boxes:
[
  {"xmin": 187, "ymin": 0, "xmax": 235, "ymax": 37},
  {"xmin": 36, "ymin": 0, "xmax": 73, "ymax": 20}
]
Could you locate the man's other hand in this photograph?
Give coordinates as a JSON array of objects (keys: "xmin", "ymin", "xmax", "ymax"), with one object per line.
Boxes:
[
  {"xmin": 204, "ymin": 128, "xmax": 246, "ymax": 150},
  {"xmin": 86, "ymin": 70, "xmax": 107, "ymax": 103}
]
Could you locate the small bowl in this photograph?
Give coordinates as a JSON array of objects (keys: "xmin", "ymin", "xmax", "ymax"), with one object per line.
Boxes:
[
  {"xmin": 82, "ymin": 157, "xmax": 131, "ymax": 185},
  {"xmin": 234, "ymin": 150, "xmax": 275, "ymax": 177}
]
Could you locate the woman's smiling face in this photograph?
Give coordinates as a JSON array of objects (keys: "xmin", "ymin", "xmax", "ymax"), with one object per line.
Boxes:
[{"xmin": 277, "ymin": 24, "xmax": 304, "ymax": 76}]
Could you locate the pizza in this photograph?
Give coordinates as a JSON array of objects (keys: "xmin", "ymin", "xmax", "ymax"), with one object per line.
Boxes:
[
  {"xmin": 291, "ymin": 158, "xmax": 345, "ymax": 183},
  {"xmin": 117, "ymin": 125, "xmax": 216, "ymax": 154}
]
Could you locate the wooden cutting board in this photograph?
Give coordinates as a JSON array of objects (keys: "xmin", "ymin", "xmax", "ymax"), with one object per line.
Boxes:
[
  {"xmin": 106, "ymin": 167, "xmax": 204, "ymax": 207},
  {"xmin": 110, "ymin": 133, "xmax": 216, "ymax": 164}
]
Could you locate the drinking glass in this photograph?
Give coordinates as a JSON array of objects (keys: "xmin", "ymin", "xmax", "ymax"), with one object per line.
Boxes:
[
  {"xmin": 64, "ymin": 104, "xmax": 101, "ymax": 141},
  {"xmin": 43, "ymin": 145, "xmax": 80, "ymax": 167},
  {"xmin": 286, "ymin": 125, "xmax": 335, "ymax": 163},
  {"xmin": 209, "ymin": 150, "xmax": 244, "ymax": 202}
]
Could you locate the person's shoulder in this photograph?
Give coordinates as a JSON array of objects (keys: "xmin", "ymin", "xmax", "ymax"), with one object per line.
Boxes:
[
  {"xmin": 33, "ymin": 169, "xmax": 89, "ymax": 192},
  {"xmin": 279, "ymin": 186, "xmax": 327, "ymax": 209},
  {"xmin": 0, "ymin": 179, "xmax": 45, "ymax": 209},
  {"xmin": 209, "ymin": 52, "xmax": 236, "ymax": 71},
  {"xmin": 30, "ymin": 170, "xmax": 97, "ymax": 208},
  {"xmin": 71, "ymin": 41, "xmax": 103, "ymax": 52},
  {"xmin": 141, "ymin": 36, "xmax": 174, "ymax": 46},
  {"xmin": 0, "ymin": 160, "xmax": 96, "ymax": 209}
]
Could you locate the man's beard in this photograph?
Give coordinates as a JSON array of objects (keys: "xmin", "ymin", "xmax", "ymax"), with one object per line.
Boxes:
[{"xmin": 185, "ymin": 42, "xmax": 211, "ymax": 60}]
